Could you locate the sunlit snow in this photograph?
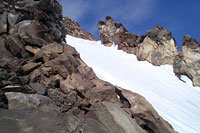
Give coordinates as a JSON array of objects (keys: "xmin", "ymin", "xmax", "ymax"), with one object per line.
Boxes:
[{"xmin": 66, "ymin": 35, "xmax": 200, "ymax": 133}]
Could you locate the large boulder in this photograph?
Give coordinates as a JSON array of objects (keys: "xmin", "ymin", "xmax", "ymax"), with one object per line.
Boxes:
[
  {"xmin": 63, "ymin": 17, "xmax": 96, "ymax": 41},
  {"xmin": 0, "ymin": 108, "xmax": 67, "ymax": 133},
  {"xmin": 5, "ymin": 92, "xmax": 50, "ymax": 109},
  {"xmin": 136, "ymin": 25, "xmax": 178, "ymax": 66},
  {"xmin": 173, "ymin": 35, "xmax": 200, "ymax": 86},
  {"xmin": 77, "ymin": 102, "xmax": 146, "ymax": 133}
]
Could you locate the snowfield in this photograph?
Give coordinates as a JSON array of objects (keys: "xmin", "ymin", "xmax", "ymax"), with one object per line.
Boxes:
[{"xmin": 66, "ymin": 35, "xmax": 200, "ymax": 133}]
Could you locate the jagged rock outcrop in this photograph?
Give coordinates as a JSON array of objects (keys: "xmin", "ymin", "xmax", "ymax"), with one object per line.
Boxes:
[
  {"xmin": 136, "ymin": 25, "xmax": 178, "ymax": 66},
  {"xmin": 98, "ymin": 17, "xmax": 178, "ymax": 66},
  {"xmin": 98, "ymin": 16, "xmax": 128, "ymax": 46},
  {"xmin": 63, "ymin": 16, "xmax": 96, "ymax": 41},
  {"xmin": 0, "ymin": 0, "xmax": 176, "ymax": 132},
  {"xmin": 98, "ymin": 16, "xmax": 145, "ymax": 54},
  {"xmin": 173, "ymin": 35, "xmax": 200, "ymax": 86}
]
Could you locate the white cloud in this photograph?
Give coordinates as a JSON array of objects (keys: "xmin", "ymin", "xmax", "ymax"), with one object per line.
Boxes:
[
  {"xmin": 59, "ymin": 0, "xmax": 89, "ymax": 21},
  {"xmin": 59, "ymin": 0, "xmax": 157, "ymax": 23},
  {"xmin": 92, "ymin": 0, "xmax": 158, "ymax": 23}
]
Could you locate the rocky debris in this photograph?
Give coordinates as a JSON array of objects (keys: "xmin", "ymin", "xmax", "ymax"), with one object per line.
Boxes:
[
  {"xmin": 117, "ymin": 87, "xmax": 176, "ymax": 133},
  {"xmin": 174, "ymin": 35, "xmax": 200, "ymax": 86},
  {"xmin": 98, "ymin": 17, "xmax": 178, "ymax": 66},
  {"xmin": 0, "ymin": 0, "xmax": 176, "ymax": 132},
  {"xmin": 136, "ymin": 25, "xmax": 178, "ymax": 66},
  {"xmin": 63, "ymin": 16, "xmax": 96, "ymax": 41},
  {"xmin": 98, "ymin": 16, "xmax": 128, "ymax": 46}
]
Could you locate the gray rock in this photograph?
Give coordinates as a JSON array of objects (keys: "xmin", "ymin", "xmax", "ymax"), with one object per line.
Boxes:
[
  {"xmin": 8, "ymin": 12, "xmax": 20, "ymax": 27},
  {"xmin": 14, "ymin": 0, "xmax": 39, "ymax": 12},
  {"xmin": 29, "ymin": 83, "xmax": 47, "ymax": 95},
  {"xmin": 0, "ymin": 11, "xmax": 8, "ymax": 35},
  {"xmin": 9, "ymin": 20, "xmax": 34, "ymax": 35},
  {"xmin": 75, "ymin": 118, "xmax": 110, "ymax": 133},
  {"xmin": 0, "ymin": 108, "xmax": 67, "ymax": 133},
  {"xmin": 85, "ymin": 102, "xmax": 146, "ymax": 133},
  {"xmin": 5, "ymin": 92, "xmax": 51, "ymax": 109}
]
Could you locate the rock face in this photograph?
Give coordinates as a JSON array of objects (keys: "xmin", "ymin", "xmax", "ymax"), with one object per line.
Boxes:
[
  {"xmin": 136, "ymin": 25, "xmax": 178, "ymax": 66},
  {"xmin": 98, "ymin": 16, "xmax": 128, "ymax": 46},
  {"xmin": 113, "ymin": 32, "xmax": 145, "ymax": 54},
  {"xmin": 98, "ymin": 17, "xmax": 178, "ymax": 66},
  {"xmin": 174, "ymin": 35, "xmax": 200, "ymax": 86},
  {"xmin": 63, "ymin": 16, "xmax": 96, "ymax": 41},
  {"xmin": 0, "ymin": 0, "xmax": 176, "ymax": 132},
  {"xmin": 77, "ymin": 102, "xmax": 146, "ymax": 133}
]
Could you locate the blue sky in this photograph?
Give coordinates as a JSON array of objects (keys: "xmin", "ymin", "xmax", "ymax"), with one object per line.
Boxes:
[{"xmin": 58, "ymin": 0, "xmax": 200, "ymax": 50}]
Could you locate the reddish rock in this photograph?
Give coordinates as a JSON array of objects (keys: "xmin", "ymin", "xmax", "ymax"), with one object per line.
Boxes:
[
  {"xmin": 98, "ymin": 16, "xmax": 128, "ymax": 46},
  {"xmin": 113, "ymin": 32, "xmax": 145, "ymax": 54},
  {"xmin": 63, "ymin": 17, "xmax": 96, "ymax": 41},
  {"xmin": 116, "ymin": 87, "xmax": 175, "ymax": 133}
]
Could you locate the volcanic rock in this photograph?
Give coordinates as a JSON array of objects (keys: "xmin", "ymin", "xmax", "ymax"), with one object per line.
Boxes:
[
  {"xmin": 117, "ymin": 87, "xmax": 176, "ymax": 133},
  {"xmin": 136, "ymin": 25, "xmax": 178, "ymax": 66},
  {"xmin": 0, "ymin": 11, "xmax": 8, "ymax": 35},
  {"xmin": 113, "ymin": 32, "xmax": 145, "ymax": 54},
  {"xmin": 0, "ymin": 108, "xmax": 67, "ymax": 133},
  {"xmin": 173, "ymin": 35, "xmax": 200, "ymax": 86},
  {"xmin": 98, "ymin": 16, "xmax": 128, "ymax": 46},
  {"xmin": 81, "ymin": 102, "xmax": 146, "ymax": 133},
  {"xmin": 5, "ymin": 92, "xmax": 48, "ymax": 109},
  {"xmin": 98, "ymin": 17, "xmax": 178, "ymax": 66},
  {"xmin": 29, "ymin": 82, "xmax": 47, "ymax": 95},
  {"xmin": 63, "ymin": 16, "xmax": 96, "ymax": 41},
  {"xmin": 23, "ymin": 62, "xmax": 42, "ymax": 74}
]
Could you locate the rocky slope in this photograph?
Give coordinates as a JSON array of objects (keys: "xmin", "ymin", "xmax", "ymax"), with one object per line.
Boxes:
[
  {"xmin": 98, "ymin": 16, "xmax": 178, "ymax": 66},
  {"xmin": 63, "ymin": 16, "xmax": 96, "ymax": 41},
  {"xmin": 173, "ymin": 35, "xmax": 200, "ymax": 86},
  {"xmin": 0, "ymin": 0, "xmax": 176, "ymax": 132}
]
